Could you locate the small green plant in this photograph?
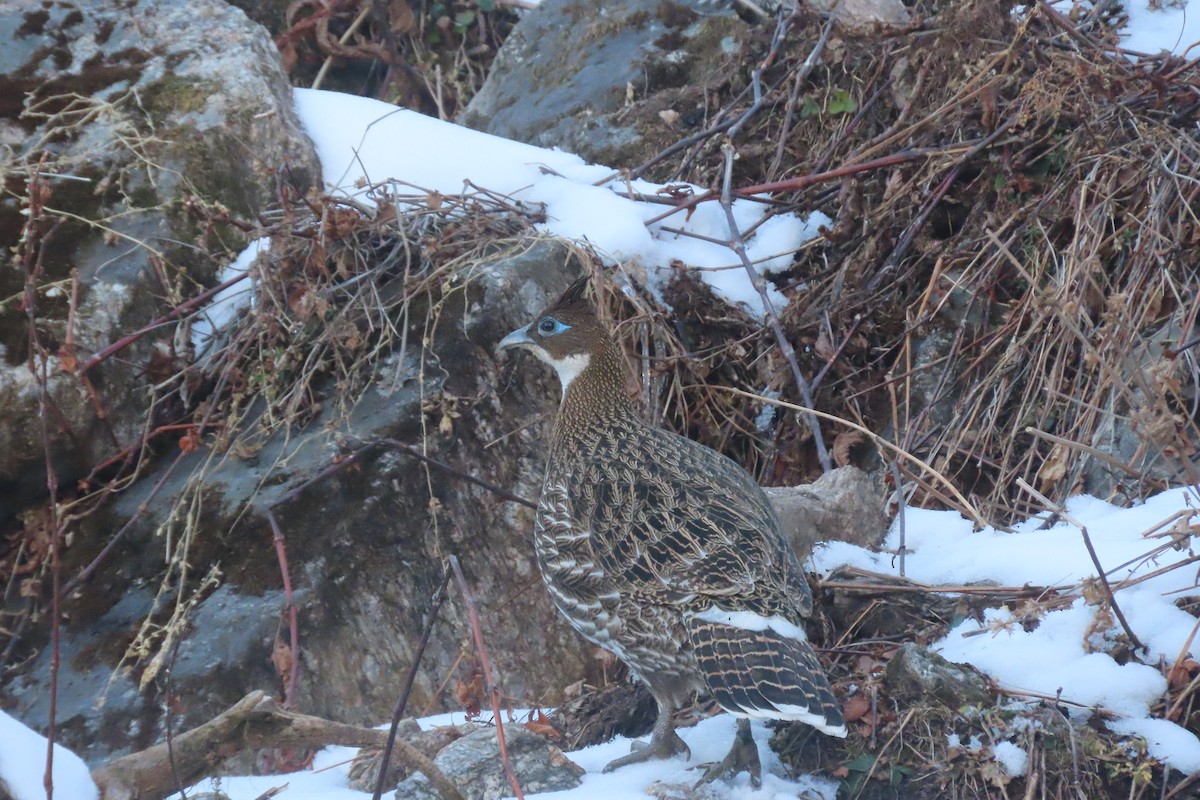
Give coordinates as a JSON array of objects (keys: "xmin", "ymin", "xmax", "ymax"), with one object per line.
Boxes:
[{"xmin": 800, "ymin": 90, "xmax": 856, "ymax": 119}]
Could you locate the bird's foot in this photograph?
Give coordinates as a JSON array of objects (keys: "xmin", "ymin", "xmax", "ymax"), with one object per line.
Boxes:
[
  {"xmin": 695, "ymin": 719, "xmax": 761, "ymax": 789},
  {"xmin": 602, "ymin": 728, "xmax": 691, "ymax": 773}
]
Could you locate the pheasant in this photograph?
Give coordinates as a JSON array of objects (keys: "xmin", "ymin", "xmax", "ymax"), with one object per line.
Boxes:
[{"xmin": 498, "ymin": 276, "xmax": 846, "ymax": 785}]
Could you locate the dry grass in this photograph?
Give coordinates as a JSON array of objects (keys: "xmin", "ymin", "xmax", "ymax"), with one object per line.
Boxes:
[
  {"xmin": 2, "ymin": 0, "xmax": 1199, "ymax": 793},
  {"xmin": 566, "ymin": 1, "xmax": 1200, "ymax": 531}
]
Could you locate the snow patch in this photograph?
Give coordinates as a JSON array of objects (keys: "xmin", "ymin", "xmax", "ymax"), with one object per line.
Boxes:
[
  {"xmin": 816, "ymin": 485, "xmax": 1200, "ymax": 772},
  {"xmin": 291, "ymin": 88, "xmax": 827, "ymax": 318},
  {"xmin": 0, "ymin": 710, "xmax": 98, "ymax": 800},
  {"xmin": 1121, "ymin": 0, "xmax": 1200, "ymax": 57},
  {"xmin": 993, "ymin": 740, "xmax": 1029, "ymax": 778},
  {"xmin": 191, "ymin": 237, "xmax": 269, "ymax": 356}
]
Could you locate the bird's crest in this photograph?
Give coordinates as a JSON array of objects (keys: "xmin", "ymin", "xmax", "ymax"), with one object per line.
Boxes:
[{"xmin": 549, "ymin": 275, "xmax": 592, "ymax": 313}]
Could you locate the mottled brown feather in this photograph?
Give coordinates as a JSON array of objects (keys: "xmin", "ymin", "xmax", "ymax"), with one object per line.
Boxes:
[{"xmin": 506, "ymin": 279, "xmax": 845, "ymax": 734}]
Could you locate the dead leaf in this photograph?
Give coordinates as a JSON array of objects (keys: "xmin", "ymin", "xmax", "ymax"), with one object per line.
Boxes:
[
  {"xmin": 814, "ymin": 329, "xmax": 836, "ymax": 361},
  {"xmin": 832, "ymin": 431, "xmax": 865, "ymax": 467},
  {"xmin": 179, "ymin": 429, "xmax": 202, "ymax": 453},
  {"xmin": 389, "ymin": 0, "xmax": 415, "ymax": 35},
  {"xmin": 1037, "ymin": 442, "xmax": 1069, "ymax": 492},
  {"xmin": 843, "ymin": 693, "xmax": 872, "ymax": 723},
  {"xmin": 455, "ymin": 673, "xmax": 484, "ymax": 720},
  {"xmin": 1168, "ymin": 659, "xmax": 1199, "ymax": 689},
  {"xmin": 272, "ymin": 637, "xmax": 294, "ymax": 685},
  {"xmin": 524, "ymin": 709, "xmax": 561, "ymax": 741},
  {"xmin": 57, "ymin": 346, "xmax": 77, "ymax": 373}
]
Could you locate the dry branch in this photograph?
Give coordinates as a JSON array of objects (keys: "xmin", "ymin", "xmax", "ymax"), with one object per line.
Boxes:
[
  {"xmin": 448, "ymin": 555, "xmax": 524, "ymax": 800},
  {"xmin": 90, "ymin": 691, "xmax": 463, "ymax": 800}
]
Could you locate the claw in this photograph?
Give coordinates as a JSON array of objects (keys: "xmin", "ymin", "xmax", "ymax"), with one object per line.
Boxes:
[
  {"xmin": 694, "ymin": 718, "xmax": 761, "ymax": 788},
  {"xmin": 603, "ymin": 727, "xmax": 690, "ymax": 772}
]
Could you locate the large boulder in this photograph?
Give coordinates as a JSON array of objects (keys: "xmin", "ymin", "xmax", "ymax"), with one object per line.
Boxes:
[
  {"xmin": 0, "ymin": 0, "xmax": 318, "ymax": 523},
  {"xmin": 392, "ymin": 724, "xmax": 584, "ymax": 800},
  {"xmin": 459, "ymin": 0, "xmax": 748, "ymax": 168},
  {"xmin": 3, "ymin": 238, "xmax": 601, "ymax": 761},
  {"xmin": 764, "ymin": 466, "xmax": 888, "ymax": 558}
]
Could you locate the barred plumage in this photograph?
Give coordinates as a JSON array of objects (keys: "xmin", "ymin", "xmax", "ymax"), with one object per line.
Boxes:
[{"xmin": 498, "ymin": 277, "xmax": 846, "ymax": 785}]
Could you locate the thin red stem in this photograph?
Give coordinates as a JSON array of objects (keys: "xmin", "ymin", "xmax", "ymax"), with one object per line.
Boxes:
[
  {"xmin": 448, "ymin": 556, "xmax": 524, "ymax": 800},
  {"xmin": 267, "ymin": 510, "xmax": 301, "ymax": 708}
]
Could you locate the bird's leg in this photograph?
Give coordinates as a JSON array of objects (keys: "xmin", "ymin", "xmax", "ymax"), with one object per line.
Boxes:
[
  {"xmin": 602, "ymin": 702, "xmax": 690, "ymax": 773},
  {"xmin": 696, "ymin": 718, "xmax": 762, "ymax": 788}
]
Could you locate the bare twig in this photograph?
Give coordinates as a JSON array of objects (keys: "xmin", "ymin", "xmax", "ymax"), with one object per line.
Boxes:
[
  {"xmin": 375, "ymin": 438, "xmax": 536, "ymax": 509},
  {"xmin": 719, "ymin": 142, "xmax": 832, "ymax": 472},
  {"xmin": 769, "ymin": 17, "xmax": 835, "ymax": 179},
  {"xmin": 266, "ymin": 510, "xmax": 302, "ymax": 709},
  {"xmin": 448, "ymin": 555, "xmax": 524, "ymax": 800},
  {"xmin": 1165, "ymin": 769, "xmax": 1200, "ymax": 800},
  {"xmin": 641, "ymin": 142, "xmax": 977, "ymax": 228},
  {"xmin": 888, "ymin": 458, "xmax": 908, "ymax": 577},
  {"xmin": 1024, "ymin": 427, "xmax": 1145, "ymax": 480},
  {"xmin": 373, "ymin": 565, "xmax": 453, "ymax": 800},
  {"xmin": 717, "ymin": 385, "xmax": 989, "ymax": 527},
  {"xmin": 871, "ymin": 118, "xmax": 1017, "ymax": 291},
  {"xmin": 21, "ymin": 163, "xmax": 65, "ymax": 800},
  {"xmin": 90, "ymin": 692, "xmax": 464, "ymax": 800},
  {"xmin": 1015, "ymin": 478, "xmax": 1146, "ymax": 652},
  {"xmin": 77, "ymin": 271, "xmax": 250, "ymax": 375}
]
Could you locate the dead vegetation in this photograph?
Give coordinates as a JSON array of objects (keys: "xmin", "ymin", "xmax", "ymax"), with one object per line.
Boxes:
[
  {"xmin": 3, "ymin": 0, "xmax": 1200, "ymax": 798},
  {"xmin": 276, "ymin": 0, "xmax": 520, "ymax": 116}
]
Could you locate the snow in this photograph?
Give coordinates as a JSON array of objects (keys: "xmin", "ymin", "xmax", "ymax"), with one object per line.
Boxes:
[
  {"xmin": 814, "ymin": 485, "xmax": 1200, "ymax": 772},
  {"xmin": 190, "ymin": 236, "xmax": 269, "ymax": 356},
  {"xmin": 993, "ymin": 740, "xmax": 1029, "ymax": 778},
  {"xmin": 8, "ymin": 491, "xmax": 1200, "ymax": 798},
  {"xmin": 290, "ymin": 88, "xmax": 828, "ymax": 318},
  {"xmin": 168, "ymin": 712, "xmax": 839, "ymax": 800},
  {"xmin": 0, "ymin": 710, "xmax": 98, "ymax": 800},
  {"xmin": 1121, "ymin": 1, "xmax": 1200, "ymax": 57},
  {"xmin": 1110, "ymin": 717, "xmax": 1200, "ymax": 772}
]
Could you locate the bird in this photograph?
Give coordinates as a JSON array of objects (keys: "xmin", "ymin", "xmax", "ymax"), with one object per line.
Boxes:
[{"xmin": 497, "ymin": 275, "xmax": 846, "ymax": 786}]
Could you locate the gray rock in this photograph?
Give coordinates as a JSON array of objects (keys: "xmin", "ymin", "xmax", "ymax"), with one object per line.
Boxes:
[
  {"xmin": 4, "ymin": 239, "xmax": 597, "ymax": 761},
  {"xmin": 0, "ymin": 0, "xmax": 318, "ymax": 523},
  {"xmin": 884, "ymin": 642, "xmax": 992, "ymax": 709},
  {"xmin": 347, "ymin": 721, "xmax": 467, "ymax": 792},
  {"xmin": 5, "ymin": 584, "xmax": 287, "ymax": 762},
  {"xmin": 459, "ymin": 0, "xmax": 747, "ymax": 167},
  {"xmin": 393, "ymin": 724, "xmax": 584, "ymax": 800},
  {"xmin": 763, "ymin": 466, "xmax": 888, "ymax": 558},
  {"xmin": 1079, "ymin": 318, "xmax": 1199, "ymax": 501}
]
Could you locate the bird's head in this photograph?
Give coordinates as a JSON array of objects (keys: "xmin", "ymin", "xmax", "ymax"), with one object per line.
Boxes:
[{"xmin": 498, "ymin": 276, "xmax": 612, "ymax": 397}]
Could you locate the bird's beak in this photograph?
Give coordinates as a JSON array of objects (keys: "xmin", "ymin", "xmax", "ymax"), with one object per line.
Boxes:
[{"xmin": 497, "ymin": 326, "xmax": 533, "ymax": 353}]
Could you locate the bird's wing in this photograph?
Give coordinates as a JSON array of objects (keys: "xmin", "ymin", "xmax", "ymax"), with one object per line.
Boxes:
[{"xmin": 566, "ymin": 424, "xmax": 813, "ymax": 620}]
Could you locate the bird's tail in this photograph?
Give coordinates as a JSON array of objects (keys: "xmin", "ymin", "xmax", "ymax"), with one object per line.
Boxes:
[{"xmin": 687, "ymin": 613, "xmax": 847, "ymax": 737}]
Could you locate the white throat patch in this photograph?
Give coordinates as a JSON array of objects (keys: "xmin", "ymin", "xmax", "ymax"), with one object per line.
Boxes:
[{"xmin": 535, "ymin": 352, "xmax": 590, "ymax": 399}]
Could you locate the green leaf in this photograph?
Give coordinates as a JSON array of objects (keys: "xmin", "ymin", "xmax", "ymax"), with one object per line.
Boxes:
[
  {"xmin": 844, "ymin": 753, "xmax": 877, "ymax": 772},
  {"xmin": 829, "ymin": 90, "xmax": 857, "ymax": 115},
  {"xmin": 454, "ymin": 9, "xmax": 476, "ymax": 29},
  {"xmin": 476, "ymin": 0, "xmax": 495, "ymax": 10},
  {"xmin": 799, "ymin": 96, "xmax": 821, "ymax": 119}
]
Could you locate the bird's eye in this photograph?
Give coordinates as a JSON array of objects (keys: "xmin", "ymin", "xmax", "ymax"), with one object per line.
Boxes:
[{"xmin": 537, "ymin": 317, "xmax": 570, "ymax": 336}]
